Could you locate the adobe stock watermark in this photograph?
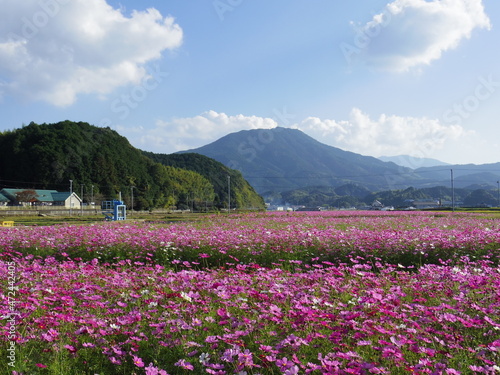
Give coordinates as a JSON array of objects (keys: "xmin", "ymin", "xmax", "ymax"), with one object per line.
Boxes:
[
  {"xmin": 213, "ymin": 0, "xmax": 244, "ymax": 21},
  {"xmin": 227, "ymin": 107, "xmax": 295, "ymax": 171},
  {"xmin": 383, "ymin": 130, "xmax": 449, "ymax": 190},
  {"xmin": 100, "ymin": 64, "xmax": 169, "ymax": 127},
  {"xmin": 443, "ymin": 74, "xmax": 500, "ymax": 125},
  {"xmin": 7, "ymin": 0, "xmax": 70, "ymax": 42},
  {"xmin": 340, "ymin": 7, "xmax": 394, "ymax": 66},
  {"xmin": 383, "ymin": 74, "xmax": 500, "ymax": 190},
  {"xmin": 4, "ymin": 261, "xmax": 20, "ymax": 368}
]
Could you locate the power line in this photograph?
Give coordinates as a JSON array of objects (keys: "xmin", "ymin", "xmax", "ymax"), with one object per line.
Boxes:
[
  {"xmin": 243, "ymin": 168, "xmax": 459, "ymax": 180},
  {"xmin": 0, "ymin": 178, "xmax": 107, "ymax": 193},
  {"xmin": 245, "ymin": 169, "xmax": 500, "ymax": 181}
]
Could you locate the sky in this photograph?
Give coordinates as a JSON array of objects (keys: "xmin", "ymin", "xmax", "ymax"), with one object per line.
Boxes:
[{"xmin": 1, "ymin": 0, "xmax": 499, "ymax": 166}]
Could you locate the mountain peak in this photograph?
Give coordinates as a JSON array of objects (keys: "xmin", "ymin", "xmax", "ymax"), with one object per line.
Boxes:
[{"xmin": 181, "ymin": 127, "xmax": 411, "ymax": 193}]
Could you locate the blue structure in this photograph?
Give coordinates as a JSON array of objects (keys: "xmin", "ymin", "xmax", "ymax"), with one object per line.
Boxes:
[{"xmin": 101, "ymin": 200, "xmax": 126, "ymax": 221}]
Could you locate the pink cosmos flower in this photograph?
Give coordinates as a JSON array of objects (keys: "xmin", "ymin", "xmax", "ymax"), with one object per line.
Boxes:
[
  {"xmin": 145, "ymin": 363, "xmax": 170, "ymax": 375},
  {"xmin": 175, "ymin": 359, "xmax": 194, "ymax": 371},
  {"xmin": 469, "ymin": 365, "xmax": 486, "ymax": 373},
  {"xmin": 145, "ymin": 363, "xmax": 159, "ymax": 375},
  {"xmin": 284, "ymin": 365, "xmax": 300, "ymax": 375},
  {"xmin": 133, "ymin": 355, "xmax": 145, "ymax": 368},
  {"xmin": 206, "ymin": 369, "xmax": 226, "ymax": 375},
  {"xmin": 237, "ymin": 349, "xmax": 253, "ymax": 367},
  {"xmin": 109, "ymin": 357, "xmax": 121, "ymax": 365},
  {"xmin": 41, "ymin": 328, "xmax": 59, "ymax": 342},
  {"xmin": 64, "ymin": 344, "xmax": 76, "ymax": 353}
]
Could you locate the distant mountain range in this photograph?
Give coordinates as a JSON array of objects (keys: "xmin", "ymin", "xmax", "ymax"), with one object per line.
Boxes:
[
  {"xmin": 4, "ymin": 122, "xmax": 497, "ymax": 210},
  {"xmin": 413, "ymin": 164, "xmax": 500, "ymax": 190},
  {"xmin": 378, "ymin": 155, "xmax": 450, "ymax": 168},
  {"xmin": 181, "ymin": 127, "xmax": 500, "ymax": 194}
]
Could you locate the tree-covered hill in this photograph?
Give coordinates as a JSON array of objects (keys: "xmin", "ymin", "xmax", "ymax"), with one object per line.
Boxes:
[
  {"xmin": 142, "ymin": 152, "xmax": 265, "ymax": 209},
  {"xmin": 0, "ymin": 121, "xmax": 265, "ymax": 210}
]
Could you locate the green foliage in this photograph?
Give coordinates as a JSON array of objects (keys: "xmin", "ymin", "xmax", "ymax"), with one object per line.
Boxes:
[
  {"xmin": 364, "ymin": 186, "xmax": 490, "ymax": 208},
  {"xmin": 143, "ymin": 152, "xmax": 265, "ymax": 209},
  {"xmin": 364, "ymin": 187, "xmax": 432, "ymax": 207},
  {"xmin": 463, "ymin": 189, "xmax": 497, "ymax": 207},
  {"xmin": 265, "ymin": 184, "xmax": 498, "ymax": 209},
  {"xmin": 0, "ymin": 121, "xmax": 263, "ymax": 210}
]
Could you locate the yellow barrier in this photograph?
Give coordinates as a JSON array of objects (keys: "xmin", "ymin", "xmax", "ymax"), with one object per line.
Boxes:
[{"xmin": 1, "ymin": 221, "xmax": 14, "ymax": 227}]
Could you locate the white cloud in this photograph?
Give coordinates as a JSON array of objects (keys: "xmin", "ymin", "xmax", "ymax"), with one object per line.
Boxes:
[
  {"xmin": 351, "ymin": 0, "xmax": 491, "ymax": 71},
  {"xmin": 122, "ymin": 110, "xmax": 279, "ymax": 152},
  {"xmin": 297, "ymin": 108, "xmax": 467, "ymax": 159},
  {"xmin": 0, "ymin": 0, "xmax": 182, "ymax": 106}
]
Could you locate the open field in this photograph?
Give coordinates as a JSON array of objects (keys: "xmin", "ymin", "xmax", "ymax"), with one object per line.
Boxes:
[
  {"xmin": 1, "ymin": 211, "xmax": 500, "ymax": 374},
  {"xmin": 0, "ymin": 211, "xmax": 211, "ymax": 227}
]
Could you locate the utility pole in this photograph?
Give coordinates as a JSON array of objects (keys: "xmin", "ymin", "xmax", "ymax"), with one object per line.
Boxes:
[
  {"xmin": 497, "ymin": 180, "xmax": 499, "ymax": 208},
  {"xmin": 227, "ymin": 175, "xmax": 231, "ymax": 214},
  {"xmin": 69, "ymin": 180, "xmax": 73, "ymax": 216},
  {"xmin": 130, "ymin": 186, "xmax": 135, "ymax": 215},
  {"xmin": 81, "ymin": 184, "xmax": 84, "ymax": 216},
  {"xmin": 451, "ymin": 169, "xmax": 455, "ymax": 212}
]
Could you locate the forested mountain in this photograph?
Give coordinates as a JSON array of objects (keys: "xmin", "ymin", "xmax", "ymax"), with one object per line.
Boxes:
[
  {"xmin": 179, "ymin": 127, "xmax": 500, "ymax": 207},
  {"xmin": 181, "ymin": 127, "xmax": 422, "ymax": 193},
  {"xmin": 0, "ymin": 121, "xmax": 264, "ymax": 210}
]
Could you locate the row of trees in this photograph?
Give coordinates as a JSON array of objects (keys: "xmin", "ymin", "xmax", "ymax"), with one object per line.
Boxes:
[{"xmin": 267, "ymin": 185, "xmax": 500, "ymax": 209}]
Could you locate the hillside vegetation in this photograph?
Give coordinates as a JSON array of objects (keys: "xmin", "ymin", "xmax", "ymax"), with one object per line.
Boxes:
[
  {"xmin": 0, "ymin": 121, "xmax": 264, "ymax": 210},
  {"xmin": 271, "ymin": 185, "xmax": 499, "ymax": 209},
  {"xmin": 143, "ymin": 152, "xmax": 264, "ymax": 209}
]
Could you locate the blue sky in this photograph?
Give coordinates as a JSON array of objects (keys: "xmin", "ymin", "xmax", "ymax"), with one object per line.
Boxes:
[{"xmin": 1, "ymin": 0, "xmax": 499, "ymax": 166}]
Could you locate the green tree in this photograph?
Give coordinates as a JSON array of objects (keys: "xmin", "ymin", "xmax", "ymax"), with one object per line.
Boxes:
[
  {"xmin": 463, "ymin": 189, "xmax": 497, "ymax": 207},
  {"xmin": 15, "ymin": 190, "xmax": 38, "ymax": 205}
]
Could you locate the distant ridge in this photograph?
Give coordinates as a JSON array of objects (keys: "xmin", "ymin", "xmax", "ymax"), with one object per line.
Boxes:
[
  {"xmin": 414, "ymin": 163, "xmax": 500, "ymax": 189},
  {"xmin": 379, "ymin": 155, "xmax": 450, "ymax": 169}
]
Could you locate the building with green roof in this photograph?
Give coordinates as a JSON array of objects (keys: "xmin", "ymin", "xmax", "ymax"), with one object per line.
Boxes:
[
  {"xmin": 0, "ymin": 189, "xmax": 82, "ymax": 208},
  {"xmin": 0, "ymin": 191, "xmax": 10, "ymax": 206}
]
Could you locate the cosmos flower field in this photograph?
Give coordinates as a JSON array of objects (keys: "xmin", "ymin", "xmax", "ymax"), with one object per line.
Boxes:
[{"xmin": 1, "ymin": 211, "xmax": 500, "ymax": 374}]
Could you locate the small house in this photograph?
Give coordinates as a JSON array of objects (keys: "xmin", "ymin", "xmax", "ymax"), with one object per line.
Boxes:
[
  {"xmin": 0, "ymin": 192, "xmax": 9, "ymax": 206},
  {"xmin": 371, "ymin": 200, "xmax": 384, "ymax": 210},
  {"xmin": 412, "ymin": 199, "xmax": 441, "ymax": 209},
  {"xmin": 0, "ymin": 189, "xmax": 82, "ymax": 208},
  {"xmin": 51, "ymin": 192, "xmax": 83, "ymax": 208}
]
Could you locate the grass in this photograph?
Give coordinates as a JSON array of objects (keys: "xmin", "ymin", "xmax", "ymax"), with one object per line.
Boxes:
[{"xmin": 0, "ymin": 211, "xmax": 214, "ymax": 226}]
